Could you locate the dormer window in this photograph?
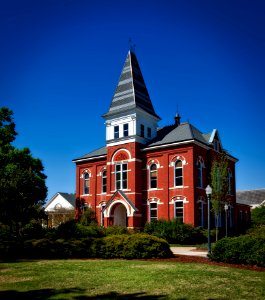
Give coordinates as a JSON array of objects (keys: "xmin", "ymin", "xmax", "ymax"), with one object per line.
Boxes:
[
  {"xmin": 114, "ymin": 126, "xmax": 119, "ymax": 139},
  {"xmin": 123, "ymin": 123, "xmax": 128, "ymax": 137}
]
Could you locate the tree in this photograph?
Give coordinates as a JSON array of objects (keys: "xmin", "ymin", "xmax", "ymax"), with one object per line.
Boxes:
[
  {"xmin": 210, "ymin": 152, "xmax": 231, "ymax": 241},
  {"xmin": 251, "ymin": 205, "xmax": 265, "ymax": 227},
  {"xmin": 0, "ymin": 107, "xmax": 47, "ymax": 234}
]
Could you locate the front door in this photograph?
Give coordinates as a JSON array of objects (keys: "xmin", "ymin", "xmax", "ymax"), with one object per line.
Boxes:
[{"xmin": 113, "ymin": 203, "xmax": 127, "ymax": 226}]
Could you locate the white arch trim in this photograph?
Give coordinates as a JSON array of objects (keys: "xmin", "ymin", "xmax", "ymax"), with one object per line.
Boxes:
[
  {"xmin": 111, "ymin": 148, "xmax": 132, "ymax": 163},
  {"xmin": 104, "ymin": 199, "xmax": 135, "ymax": 217}
]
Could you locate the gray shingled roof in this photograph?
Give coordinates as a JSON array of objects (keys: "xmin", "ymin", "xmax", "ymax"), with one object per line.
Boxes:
[
  {"xmin": 145, "ymin": 122, "xmax": 209, "ymax": 148},
  {"xmin": 44, "ymin": 192, "xmax": 76, "ymax": 209},
  {"xmin": 72, "ymin": 123, "xmax": 217, "ymax": 162},
  {"xmin": 237, "ymin": 189, "xmax": 265, "ymax": 206},
  {"xmin": 103, "ymin": 50, "xmax": 160, "ymax": 120},
  {"xmin": 72, "ymin": 146, "xmax": 106, "ymax": 162}
]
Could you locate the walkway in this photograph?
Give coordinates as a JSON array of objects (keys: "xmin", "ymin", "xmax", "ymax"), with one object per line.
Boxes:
[{"xmin": 170, "ymin": 247, "xmax": 208, "ymax": 258}]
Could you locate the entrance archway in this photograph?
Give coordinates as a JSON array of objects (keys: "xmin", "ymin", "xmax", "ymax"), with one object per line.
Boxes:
[{"xmin": 113, "ymin": 203, "xmax": 127, "ymax": 226}]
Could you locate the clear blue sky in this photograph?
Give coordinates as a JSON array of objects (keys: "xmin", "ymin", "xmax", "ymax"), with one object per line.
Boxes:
[{"xmin": 1, "ymin": 0, "xmax": 265, "ymax": 201}]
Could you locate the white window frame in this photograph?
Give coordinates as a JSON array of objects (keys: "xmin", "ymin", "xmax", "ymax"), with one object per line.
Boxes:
[
  {"xmin": 83, "ymin": 172, "xmax": 90, "ymax": 195},
  {"xmin": 149, "ymin": 163, "xmax": 158, "ymax": 189},
  {"xmin": 174, "ymin": 200, "xmax": 184, "ymax": 223},
  {"xmin": 102, "ymin": 170, "xmax": 107, "ymax": 193},
  {"xmin": 149, "ymin": 202, "xmax": 158, "ymax": 222},
  {"xmin": 174, "ymin": 160, "xmax": 183, "ymax": 187},
  {"xmin": 115, "ymin": 162, "xmax": 128, "ymax": 190}
]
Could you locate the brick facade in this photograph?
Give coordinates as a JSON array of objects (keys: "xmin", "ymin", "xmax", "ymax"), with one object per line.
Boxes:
[{"xmin": 73, "ymin": 50, "xmax": 244, "ymax": 231}]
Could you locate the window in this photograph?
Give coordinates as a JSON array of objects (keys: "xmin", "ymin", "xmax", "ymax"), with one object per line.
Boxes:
[
  {"xmin": 123, "ymin": 123, "xmax": 128, "ymax": 137},
  {"xmin": 150, "ymin": 202, "xmax": 157, "ymax": 221},
  {"xmin": 140, "ymin": 124, "xmax": 144, "ymax": 137},
  {"xmin": 115, "ymin": 163, "xmax": 128, "ymax": 190},
  {"xmin": 147, "ymin": 127, "xmax": 151, "ymax": 138},
  {"xmin": 197, "ymin": 159, "xmax": 203, "ymax": 188},
  {"xmin": 102, "ymin": 170, "xmax": 107, "ymax": 193},
  {"xmin": 101, "ymin": 204, "xmax": 106, "ymax": 226},
  {"xmin": 175, "ymin": 201, "xmax": 184, "ymax": 223},
  {"xmin": 150, "ymin": 164, "xmax": 157, "ymax": 189},
  {"xmin": 228, "ymin": 169, "xmax": 232, "ymax": 194},
  {"xmin": 55, "ymin": 203, "xmax": 62, "ymax": 210},
  {"xmin": 84, "ymin": 173, "xmax": 90, "ymax": 194},
  {"xmin": 174, "ymin": 160, "xmax": 183, "ymax": 186},
  {"xmin": 198, "ymin": 201, "xmax": 204, "ymax": 227},
  {"xmin": 114, "ymin": 125, "xmax": 119, "ymax": 139}
]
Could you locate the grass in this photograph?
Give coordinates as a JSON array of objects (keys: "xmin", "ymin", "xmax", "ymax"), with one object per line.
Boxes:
[{"xmin": 0, "ymin": 259, "xmax": 264, "ymax": 299}]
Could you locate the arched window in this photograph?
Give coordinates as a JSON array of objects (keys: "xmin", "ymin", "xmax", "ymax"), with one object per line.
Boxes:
[
  {"xmin": 83, "ymin": 173, "xmax": 90, "ymax": 194},
  {"xmin": 174, "ymin": 160, "xmax": 183, "ymax": 186},
  {"xmin": 174, "ymin": 200, "xmax": 184, "ymax": 223},
  {"xmin": 197, "ymin": 158, "xmax": 204, "ymax": 188},
  {"xmin": 101, "ymin": 204, "xmax": 106, "ymax": 226},
  {"xmin": 197, "ymin": 197, "xmax": 205, "ymax": 228},
  {"xmin": 149, "ymin": 202, "xmax": 158, "ymax": 221},
  {"xmin": 102, "ymin": 170, "xmax": 107, "ymax": 193},
  {"xmin": 228, "ymin": 169, "xmax": 232, "ymax": 194},
  {"xmin": 150, "ymin": 164, "xmax": 157, "ymax": 189}
]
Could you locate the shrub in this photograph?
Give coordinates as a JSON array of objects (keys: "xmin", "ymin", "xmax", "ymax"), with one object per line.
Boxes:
[
  {"xmin": 101, "ymin": 233, "xmax": 173, "ymax": 259},
  {"xmin": 144, "ymin": 219, "xmax": 206, "ymax": 244},
  {"xmin": 104, "ymin": 226, "xmax": 129, "ymax": 236},
  {"xmin": 79, "ymin": 208, "xmax": 97, "ymax": 226},
  {"xmin": 124, "ymin": 234, "xmax": 173, "ymax": 258},
  {"xmin": 251, "ymin": 205, "xmax": 265, "ymax": 227},
  {"xmin": 246, "ymin": 225, "xmax": 265, "ymax": 238},
  {"xmin": 54, "ymin": 220, "xmax": 104, "ymax": 240},
  {"xmin": 210, "ymin": 234, "xmax": 265, "ymax": 267},
  {"xmin": 21, "ymin": 220, "xmax": 46, "ymax": 240}
]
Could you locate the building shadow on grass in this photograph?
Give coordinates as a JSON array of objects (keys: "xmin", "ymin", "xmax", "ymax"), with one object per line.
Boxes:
[{"xmin": 0, "ymin": 288, "xmax": 176, "ymax": 299}]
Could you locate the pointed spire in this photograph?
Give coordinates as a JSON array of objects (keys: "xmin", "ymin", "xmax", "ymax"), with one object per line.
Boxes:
[{"xmin": 103, "ymin": 50, "xmax": 160, "ymax": 120}]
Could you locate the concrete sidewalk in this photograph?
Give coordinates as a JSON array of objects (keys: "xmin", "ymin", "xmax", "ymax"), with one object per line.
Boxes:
[{"xmin": 170, "ymin": 247, "xmax": 208, "ymax": 258}]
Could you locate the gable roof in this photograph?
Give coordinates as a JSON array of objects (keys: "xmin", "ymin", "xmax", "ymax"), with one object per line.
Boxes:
[
  {"xmin": 103, "ymin": 50, "xmax": 160, "ymax": 120},
  {"xmin": 237, "ymin": 189, "xmax": 265, "ymax": 206},
  {"xmin": 72, "ymin": 122, "xmax": 237, "ymax": 162},
  {"xmin": 103, "ymin": 190, "xmax": 137, "ymax": 212},
  {"xmin": 44, "ymin": 192, "xmax": 76, "ymax": 209}
]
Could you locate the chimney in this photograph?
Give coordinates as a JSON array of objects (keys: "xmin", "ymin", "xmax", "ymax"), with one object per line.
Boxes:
[{"xmin": 174, "ymin": 113, "xmax": 181, "ymax": 126}]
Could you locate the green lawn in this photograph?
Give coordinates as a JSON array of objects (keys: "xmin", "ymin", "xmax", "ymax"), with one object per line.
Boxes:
[{"xmin": 0, "ymin": 259, "xmax": 264, "ymax": 299}]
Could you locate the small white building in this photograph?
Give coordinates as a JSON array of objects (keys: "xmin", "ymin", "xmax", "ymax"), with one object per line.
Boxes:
[{"xmin": 44, "ymin": 192, "xmax": 75, "ymax": 227}]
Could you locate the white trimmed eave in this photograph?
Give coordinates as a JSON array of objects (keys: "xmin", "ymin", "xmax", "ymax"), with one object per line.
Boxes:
[
  {"xmin": 72, "ymin": 155, "xmax": 107, "ymax": 164},
  {"xmin": 142, "ymin": 139, "xmax": 210, "ymax": 152}
]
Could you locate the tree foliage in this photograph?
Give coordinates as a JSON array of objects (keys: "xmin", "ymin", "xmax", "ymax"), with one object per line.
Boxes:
[
  {"xmin": 251, "ymin": 205, "xmax": 265, "ymax": 227},
  {"xmin": 0, "ymin": 107, "xmax": 47, "ymax": 233},
  {"xmin": 210, "ymin": 152, "xmax": 230, "ymax": 241}
]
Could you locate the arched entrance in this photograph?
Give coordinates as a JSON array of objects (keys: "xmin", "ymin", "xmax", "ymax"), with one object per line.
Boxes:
[{"xmin": 113, "ymin": 203, "xmax": 127, "ymax": 226}]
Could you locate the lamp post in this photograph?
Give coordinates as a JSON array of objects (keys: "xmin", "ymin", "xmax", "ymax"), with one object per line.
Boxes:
[
  {"xmin": 224, "ymin": 204, "xmax": 228, "ymax": 237},
  {"xmin": 206, "ymin": 185, "xmax": 212, "ymax": 256}
]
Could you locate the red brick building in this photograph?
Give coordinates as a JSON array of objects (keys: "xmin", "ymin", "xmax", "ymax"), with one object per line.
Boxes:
[{"xmin": 73, "ymin": 50, "xmax": 240, "ymax": 230}]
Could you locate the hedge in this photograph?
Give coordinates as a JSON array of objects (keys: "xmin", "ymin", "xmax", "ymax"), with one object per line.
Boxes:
[
  {"xmin": 210, "ymin": 234, "xmax": 265, "ymax": 267},
  {"xmin": 144, "ymin": 219, "xmax": 206, "ymax": 244},
  {"xmin": 0, "ymin": 234, "xmax": 173, "ymax": 260}
]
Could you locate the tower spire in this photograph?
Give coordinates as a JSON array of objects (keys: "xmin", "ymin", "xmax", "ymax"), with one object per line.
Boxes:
[{"xmin": 103, "ymin": 50, "xmax": 160, "ymax": 120}]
